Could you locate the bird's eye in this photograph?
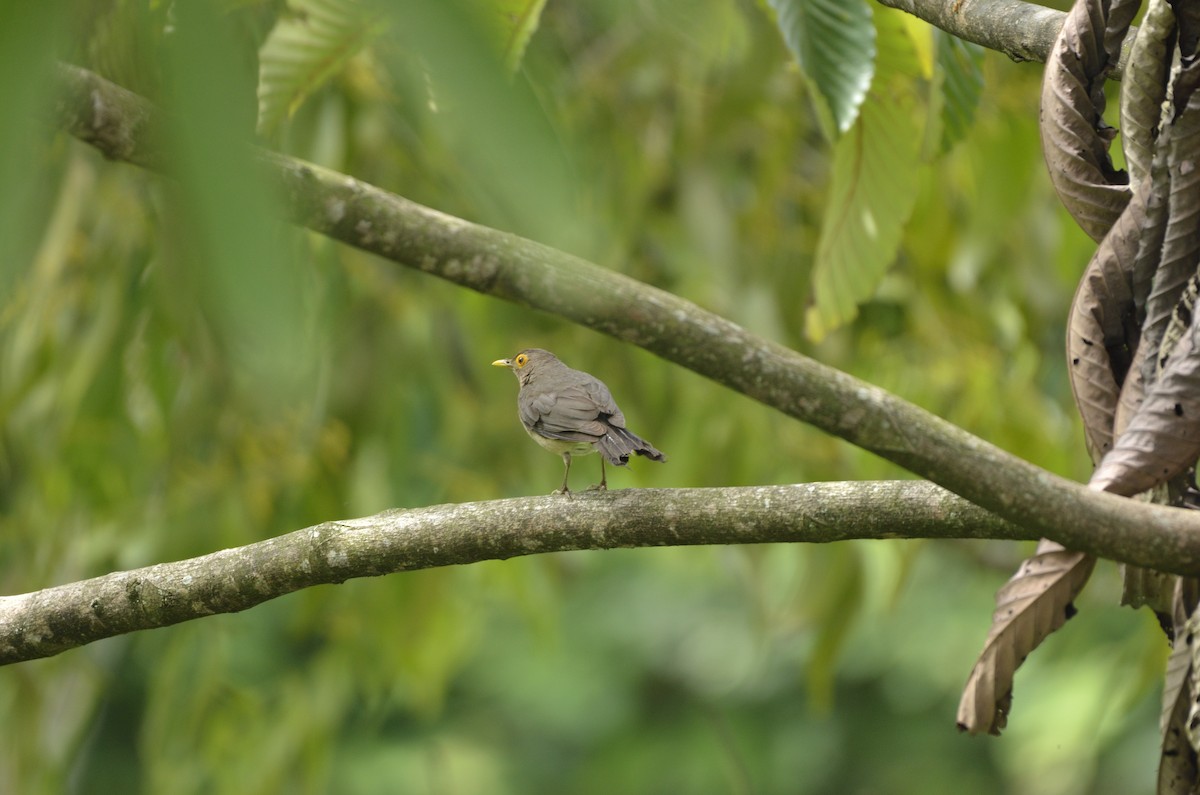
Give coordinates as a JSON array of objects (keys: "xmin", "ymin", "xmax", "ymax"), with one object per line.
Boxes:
[{"xmin": 515, "ymin": 354, "xmax": 528, "ymax": 367}]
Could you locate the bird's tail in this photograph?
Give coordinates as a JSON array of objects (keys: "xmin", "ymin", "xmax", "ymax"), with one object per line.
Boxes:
[{"xmin": 598, "ymin": 426, "xmax": 667, "ymax": 466}]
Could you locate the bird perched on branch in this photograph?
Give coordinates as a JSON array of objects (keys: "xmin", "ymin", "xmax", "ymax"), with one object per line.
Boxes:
[{"xmin": 492, "ymin": 348, "xmax": 666, "ymax": 493}]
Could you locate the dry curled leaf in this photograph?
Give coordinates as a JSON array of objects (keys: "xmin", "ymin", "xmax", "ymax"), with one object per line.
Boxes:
[
  {"xmin": 957, "ymin": 540, "xmax": 1095, "ymax": 735},
  {"xmin": 1120, "ymin": 0, "xmax": 1176, "ymax": 189},
  {"xmin": 1176, "ymin": 4, "xmax": 1200, "ymax": 60},
  {"xmin": 1159, "ymin": 274, "xmax": 1200, "ymax": 375},
  {"xmin": 1094, "ymin": 56, "xmax": 1200, "ymax": 498},
  {"xmin": 1133, "ymin": 143, "xmax": 1176, "ymax": 368},
  {"xmin": 1067, "ymin": 187, "xmax": 1147, "ymax": 459},
  {"xmin": 1140, "ymin": 68, "xmax": 1200, "ymax": 385},
  {"xmin": 1160, "ymin": 615, "xmax": 1198, "ymax": 793},
  {"xmin": 1092, "ymin": 327, "xmax": 1200, "ymax": 495},
  {"xmin": 1039, "ymin": 0, "xmax": 1138, "ymax": 241},
  {"xmin": 1115, "ymin": 341, "xmax": 1148, "ymax": 439},
  {"xmin": 1161, "ymin": 579, "xmax": 1200, "ymax": 795},
  {"xmin": 1161, "ymin": 642, "xmax": 1196, "ymax": 795},
  {"xmin": 1121, "ymin": 558, "xmax": 1176, "ymax": 614},
  {"xmin": 1068, "ymin": 303, "xmax": 1122, "ymax": 461}
]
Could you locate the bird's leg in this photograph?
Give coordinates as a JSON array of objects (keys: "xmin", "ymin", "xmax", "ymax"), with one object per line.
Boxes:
[
  {"xmin": 587, "ymin": 457, "xmax": 608, "ymax": 491},
  {"xmin": 555, "ymin": 452, "xmax": 572, "ymax": 495}
]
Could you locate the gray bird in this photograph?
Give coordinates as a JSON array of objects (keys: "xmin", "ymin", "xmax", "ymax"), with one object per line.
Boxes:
[{"xmin": 492, "ymin": 348, "xmax": 666, "ymax": 493}]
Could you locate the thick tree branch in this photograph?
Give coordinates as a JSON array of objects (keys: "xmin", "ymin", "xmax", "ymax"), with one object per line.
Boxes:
[
  {"xmin": 0, "ymin": 483, "xmax": 1026, "ymax": 665},
  {"xmin": 49, "ymin": 64, "xmax": 1200, "ymax": 575},
  {"xmin": 875, "ymin": 0, "xmax": 1132, "ymax": 77}
]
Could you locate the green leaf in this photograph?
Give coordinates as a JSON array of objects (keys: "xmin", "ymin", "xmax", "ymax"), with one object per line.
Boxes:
[
  {"xmin": 257, "ymin": 0, "xmax": 386, "ymax": 137},
  {"xmin": 0, "ymin": 2, "xmax": 68, "ymax": 291},
  {"xmin": 936, "ymin": 31, "xmax": 984, "ymax": 152},
  {"xmin": 805, "ymin": 14, "xmax": 923, "ymax": 340},
  {"xmin": 768, "ymin": 0, "xmax": 875, "ymax": 135},
  {"xmin": 382, "ymin": 0, "xmax": 585, "ymax": 251},
  {"xmin": 465, "ymin": 0, "xmax": 550, "ymax": 73},
  {"xmin": 167, "ymin": 1, "xmax": 313, "ymax": 401}
]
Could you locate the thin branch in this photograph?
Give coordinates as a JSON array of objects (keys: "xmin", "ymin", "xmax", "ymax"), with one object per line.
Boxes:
[
  {"xmin": 874, "ymin": 0, "xmax": 1133, "ymax": 77},
  {"xmin": 0, "ymin": 483, "xmax": 1028, "ymax": 665},
  {"xmin": 54, "ymin": 63, "xmax": 163, "ymax": 169},
  {"xmin": 49, "ymin": 64, "xmax": 1200, "ymax": 574}
]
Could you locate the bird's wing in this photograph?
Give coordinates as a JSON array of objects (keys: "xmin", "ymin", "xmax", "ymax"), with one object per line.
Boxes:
[
  {"xmin": 579, "ymin": 375, "xmax": 627, "ymax": 427},
  {"xmin": 521, "ymin": 385, "xmax": 610, "ymax": 440},
  {"xmin": 518, "ymin": 390, "xmax": 554, "ymax": 431}
]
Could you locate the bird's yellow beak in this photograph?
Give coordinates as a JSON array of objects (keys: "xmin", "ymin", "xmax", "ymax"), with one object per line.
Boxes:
[{"xmin": 491, "ymin": 358, "xmax": 511, "ymax": 367}]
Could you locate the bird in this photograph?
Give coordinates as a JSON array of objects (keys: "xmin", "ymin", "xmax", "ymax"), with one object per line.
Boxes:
[{"xmin": 492, "ymin": 348, "xmax": 666, "ymax": 493}]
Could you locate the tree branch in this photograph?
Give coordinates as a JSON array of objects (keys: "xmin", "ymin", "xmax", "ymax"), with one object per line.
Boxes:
[
  {"xmin": 49, "ymin": 64, "xmax": 1200, "ymax": 575},
  {"xmin": 0, "ymin": 483, "xmax": 1027, "ymax": 665},
  {"xmin": 874, "ymin": 0, "xmax": 1132, "ymax": 77}
]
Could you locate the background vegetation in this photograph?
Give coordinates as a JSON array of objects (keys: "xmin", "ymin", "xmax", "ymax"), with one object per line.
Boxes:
[{"xmin": 0, "ymin": 0, "xmax": 1167, "ymax": 792}]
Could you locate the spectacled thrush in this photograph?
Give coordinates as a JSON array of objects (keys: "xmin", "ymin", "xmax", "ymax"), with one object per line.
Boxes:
[{"xmin": 492, "ymin": 348, "xmax": 666, "ymax": 493}]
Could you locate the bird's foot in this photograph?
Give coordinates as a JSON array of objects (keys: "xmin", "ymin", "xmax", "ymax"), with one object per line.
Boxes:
[{"xmin": 585, "ymin": 482, "xmax": 608, "ymax": 492}]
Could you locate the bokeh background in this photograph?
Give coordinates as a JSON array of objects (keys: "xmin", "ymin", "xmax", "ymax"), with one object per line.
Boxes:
[{"xmin": 0, "ymin": 1, "xmax": 1167, "ymax": 793}]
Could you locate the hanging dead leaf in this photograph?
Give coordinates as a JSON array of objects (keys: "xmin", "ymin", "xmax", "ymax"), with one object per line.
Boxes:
[
  {"xmin": 1133, "ymin": 146, "xmax": 1175, "ymax": 372},
  {"xmin": 1092, "ymin": 326, "xmax": 1200, "ymax": 495},
  {"xmin": 957, "ymin": 540, "xmax": 1095, "ymax": 735},
  {"xmin": 1118, "ymin": 348, "xmax": 1180, "ymax": 619},
  {"xmin": 1160, "ymin": 620, "xmax": 1198, "ymax": 794},
  {"xmin": 1095, "ymin": 55, "xmax": 1200, "ymax": 497},
  {"xmin": 1140, "ymin": 70, "xmax": 1200, "ymax": 386},
  {"xmin": 1162, "ymin": 580, "xmax": 1200, "ymax": 794},
  {"xmin": 1039, "ymin": 0, "xmax": 1138, "ymax": 241},
  {"xmin": 1159, "ymin": 275, "xmax": 1200, "ymax": 374},
  {"xmin": 1175, "ymin": 6, "xmax": 1200, "ymax": 59},
  {"xmin": 1185, "ymin": 602, "xmax": 1200, "ymax": 759},
  {"xmin": 1120, "ymin": 0, "xmax": 1176, "ymax": 188},
  {"xmin": 1068, "ymin": 295, "xmax": 1122, "ymax": 461},
  {"xmin": 1122, "ymin": 559, "xmax": 1176, "ymax": 615},
  {"xmin": 1115, "ymin": 342, "xmax": 1148, "ymax": 438},
  {"xmin": 1067, "ymin": 186, "xmax": 1146, "ymax": 459}
]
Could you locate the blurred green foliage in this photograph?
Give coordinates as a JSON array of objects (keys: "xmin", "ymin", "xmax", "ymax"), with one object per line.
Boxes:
[{"xmin": 0, "ymin": 1, "xmax": 1166, "ymax": 793}]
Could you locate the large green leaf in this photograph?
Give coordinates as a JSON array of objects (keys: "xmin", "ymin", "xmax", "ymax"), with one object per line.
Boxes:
[
  {"xmin": 936, "ymin": 31, "xmax": 984, "ymax": 152},
  {"xmin": 257, "ymin": 0, "xmax": 386, "ymax": 137},
  {"xmin": 167, "ymin": 2, "xmax": 312, "ymax": 400},
  {"xmin": 0, "ymin": 2, "xmax": 67, "ymax": 290},
  {"xmin": 464, "ymin": 0, "xmax": 549, "ymax": 72},
  {"xmin": 382, "ymin": 0, "xmax": 583, "ymax": 250},
  {"xmin": 768, "ymin": 0, "xmax": 874, "ymax": 135},
  {"xmin": 804, "ymin": 13, "xmax": 922, "ymax": 341}
]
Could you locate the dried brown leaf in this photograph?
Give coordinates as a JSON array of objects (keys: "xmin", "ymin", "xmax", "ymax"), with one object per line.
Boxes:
[
  {"xmin": 1067, "ymin": 186, "xmax": 1146, "ymax": 459},
  {"xmin": 1141, "ymin": 70, "xmax": 1200, "ymax": 383},
  {"xmin": 1159, "ymin": 275, "xmax": 1200, "ymax": 375},
  {"xmin": 1092, "ymin": 325, "xmax": 1200, "ymax": 495},
  {"xmin": 1096, "ymin": 57, "xmax": 1200, "ymax": 497},
  {"xmin": 1040, "ymin": 0, "xmax": 1138, "ymax": 241},
  {"xmin": 1161, "ymin": 580, "xmax": 1200, "ymax": 794},
  {"xmin": 1115, "ymin": 341, "xmax": 1148, "ymax": 439},
  {"xmin": 1134, "ymin": 145, "xmax": 1175, "ymax": 360},
  {"xmin": 1187, "ymin": 613, "xmax": 1200, "ymax": 756},
  {"xmin": 1176, "ymin": 4, "xmax": 1200, "ymax": 60},
  {"xmin": 1161, "ymin": 626, "xmax": 1197, "ymax": 794},
  {"xmin": 1075, "ymin": 317, "xmax": 1118, "ymax": 463},
  {"xmin": 956, "ymin": 540, "xmax": 1095, "ymax": 735},
  {"xmin": 1068, "ymin": 294, "xmax": 1122, "ymax": 461},
  {"xmin": 1122, "ymin": 563, "xmax": 1176, "ymax": 614},
  {"xmin": 1120, "ymin": 0, "xmax": 1176, "ymax": 188}
]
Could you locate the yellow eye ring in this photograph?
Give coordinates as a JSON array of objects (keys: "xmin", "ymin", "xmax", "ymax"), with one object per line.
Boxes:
[{"xmin": 515, "ymin": 353, "xmax": 528, "ymax": 367}]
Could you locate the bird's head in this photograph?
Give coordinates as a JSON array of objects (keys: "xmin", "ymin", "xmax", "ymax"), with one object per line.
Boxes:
[{"xmin": 491, "ymin": 348, "xmax": 560, "ymax": 386}]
